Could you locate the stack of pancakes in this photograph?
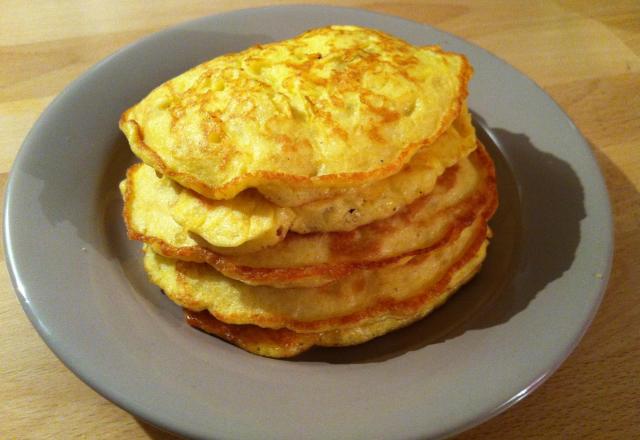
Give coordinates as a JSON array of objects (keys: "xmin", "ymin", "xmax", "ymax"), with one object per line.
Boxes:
[{"xmin": 119, "ymin": 26, "xmax": 498, "ymax": 358}]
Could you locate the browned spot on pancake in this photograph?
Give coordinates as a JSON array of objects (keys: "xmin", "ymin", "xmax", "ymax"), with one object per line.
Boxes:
[
  {"xmin": 439, "ymin": 163, "xmax": 459, "ymax": 190},
  {"xmin": 272, "ymin": 133, "xmax": 296, "ymax": 154},
  {"xmin": 332, "ymin": 126, "xmax": 349, "ymax": 141},
  {"xmin": 185, "ymin": 309, "xmax": 316, "ymax": 358},
  {"xmin": 329, "ymin": 228, "xmax": 381, "ymax": 260},
  {"xmin": 290, "ymin": 138, "xmax": 313, "ymax": 156},
  {"xmin": 367, "ymin": 126, "xmax": 385, "ymax": 143},
  {"xmin": 352, "ymin": 274, "xmax": 367, "ymax": 293},
  {"xmin": 365, "ymin": 216, "xmax": 399, "ymax": 236},
  {"xmin": 369, "ymin": 105, "xmax": 401, "ymax": 124},
  {"xmin": 164, "ymin": 82, "xmax": 183, "ymax": 125},
  {"xmin": 202, "ymin": 111, "xmax": 226, "ymax": 144},
  {"xmin": 329, "ymin": 93, "xmax": 345, "ymax": 108}
]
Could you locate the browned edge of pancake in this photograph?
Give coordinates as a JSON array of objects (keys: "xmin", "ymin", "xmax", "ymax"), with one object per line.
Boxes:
[
  {"xmin": 201, "ymin": 218, "xmax": 489, "ymax": 333},
  {"xmin": 123, "ymin": 141, "xmax": 497, "ymax": 287},
  {"xmin": 185, "ymin": 310, "xmax": 317, "ymax": 358},
  {"xmin": 184, "ymin": 226, "xmax": 489, "ymax": 357}
]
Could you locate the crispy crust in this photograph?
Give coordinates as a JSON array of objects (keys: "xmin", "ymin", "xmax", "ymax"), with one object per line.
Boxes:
[
  {"xmin": 184, "ymin": 235, "xmax": 488, "ymax": 358},
  {"xmin": 123, "ymin": 142, "xmax": 497, "ymax": 287},
  {"xmin": 185, "ymin": 310, "xmax": 317, "ymax": 358},
  {"xmin": 121, "ymin": 72, "xmax": 469, "ymax": 197},
  {"xmin": 199, "ymin": 222, "xmax": 489, "ymax": 333}
]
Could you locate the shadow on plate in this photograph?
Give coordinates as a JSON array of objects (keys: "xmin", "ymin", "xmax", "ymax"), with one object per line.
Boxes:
[{"xmin": 293, "ymin": 115, "xmax": 586, "ymax": 363}]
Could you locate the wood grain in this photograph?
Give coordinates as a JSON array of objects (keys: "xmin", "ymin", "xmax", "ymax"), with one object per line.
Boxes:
[{"xmin": 1, "ymin": 1, "xmax": 638, "ymax": 438}]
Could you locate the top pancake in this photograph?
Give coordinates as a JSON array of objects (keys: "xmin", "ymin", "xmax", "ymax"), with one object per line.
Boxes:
[{"xmin": 120, "ymin": 25, "xmax": 472, "ymax": 200}]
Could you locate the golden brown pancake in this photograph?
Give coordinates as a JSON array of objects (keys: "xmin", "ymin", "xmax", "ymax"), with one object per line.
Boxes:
[
  {"xmin": 119, "ymin": 25, "xmax": 498, "ymax": 359},
  {"xmin": 120, "ymin": 26, "xmax": 472, "ymax": 201}
]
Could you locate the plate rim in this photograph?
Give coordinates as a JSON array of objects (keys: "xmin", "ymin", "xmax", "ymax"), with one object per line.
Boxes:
[{"xmin": 3, "ymin": 5, "xmax": 614, "ymax": 439}]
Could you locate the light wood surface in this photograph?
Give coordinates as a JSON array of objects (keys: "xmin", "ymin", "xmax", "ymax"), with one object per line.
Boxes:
[{"xmin": 1, "ymin": 1, "xmax": 638, "ymax": 438}]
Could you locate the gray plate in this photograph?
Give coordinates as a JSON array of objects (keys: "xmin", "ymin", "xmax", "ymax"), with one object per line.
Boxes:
[{"xmin": 4, "ymin": 5, "xmax": 613, "ymax": 440}]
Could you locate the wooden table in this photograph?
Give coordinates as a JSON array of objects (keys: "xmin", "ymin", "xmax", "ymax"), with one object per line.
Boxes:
[{"xmin": 1, "ymin": 1, "xmax": 638, "ymax": 438}]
